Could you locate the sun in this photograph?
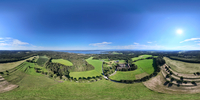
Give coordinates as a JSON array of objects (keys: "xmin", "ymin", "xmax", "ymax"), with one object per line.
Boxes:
[{"xmin": 176, "ymin": 29, "xmax": 183, "ymax": 34}]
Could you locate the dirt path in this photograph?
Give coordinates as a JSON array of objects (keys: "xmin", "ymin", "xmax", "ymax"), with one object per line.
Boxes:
[
  {"xmin": 109, "ymin": 70, "xmax": 117, "ymax": 77},
  {"xmin": 101, "ymin": 62, "xmax": 108, "ymax": 79},
  {"xmin": 0, "ymin": 75, "xmax": 18, "ymax": 93}
]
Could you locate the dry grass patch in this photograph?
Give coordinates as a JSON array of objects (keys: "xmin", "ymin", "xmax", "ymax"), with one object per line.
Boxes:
[
  {"xmin": 0, "ymin": 56, "xmax": 35, "ymax": 72},
  {"xmin": 135, "ymin": 72, "xmax": 149, "ymax": 79},
  {"xmin": 164, "ymin": 57, "xmax": 200, "ymax": 74}
]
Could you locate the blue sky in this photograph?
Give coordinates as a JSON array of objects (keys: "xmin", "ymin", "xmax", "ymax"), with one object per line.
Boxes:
[{"xmin": 0, "ymin": 0, "xmax": 200, "ymax": 50}]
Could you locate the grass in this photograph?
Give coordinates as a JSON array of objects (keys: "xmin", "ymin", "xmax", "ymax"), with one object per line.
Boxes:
[
  {"xmin": 2, "ymin": 73, "xmax": 200, "ymax": 100},
  {"xmin": 0, "ymin": 56, "xmax": 35, "ymax": 72},
  {"xmin": 70, "ymin": 57, "xmax": 102, "ymax": 78},
  {"xmin": 132, "ymin": 54, "xmax": 153, "ymax": 61},
  {"xmin": 134, "ymin": 59, "xmax": 154, "ymax": 74},
  {"xmin": 109, "ymin": 68, "xmax": 144, "ymax": 81},
  {"xmin": 111, "ymin": 51, "xmax": 123, "ymax": 54},
  {"xmin": 164, "ymin": 57, "xmax": 200, "ymax": 74},
  {"xmin": 110, "ymin": 59, "xmax": 154, "ymax": 81},
  {"xmin": 36, "ymin": 56, "xmax": 49, "ymax": 67},
  {"xmin": 2, "ymin": 61, "xmax": 200, "ymax": 99},
  {"xmin": 51, "ymin": 59, "xmax": 73, "ymax": 66}
]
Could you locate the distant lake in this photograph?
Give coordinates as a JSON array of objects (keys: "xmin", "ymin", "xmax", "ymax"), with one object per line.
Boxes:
[{"xmin": 54, "ymin": 50, "xmax": 108, "ymax": 54}]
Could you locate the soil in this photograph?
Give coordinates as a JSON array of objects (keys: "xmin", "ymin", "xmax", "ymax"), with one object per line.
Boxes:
[{"xmin": 0, "ymin": 75, "xmax": 18, "ymax": 93}]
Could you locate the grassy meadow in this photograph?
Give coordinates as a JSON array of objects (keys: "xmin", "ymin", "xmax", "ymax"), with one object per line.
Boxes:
[
  {"xmin": 111, "ymin": 51, "xmax": 123, "ymax": 54},
  {"xmin": 0, "ymin": 56, "xmax": 35, "ymax": 72},
  {"xmin": 164, "ymin": 57, "xmax": 200, "ymax": 74},
  {"xmin": 1, "ymin": 56, "xmax": 200, "ymax": 99},
  {"xmin": 134, "ymin": 59, "xmax": 154, "ymax": 74},
  {"xmin": 36, "ymin": 56, "xmax": 49, "ymax": 67},
  {"xmin": 51, "ymin": 59, "xmax": 73, "ymax": 66},
  {"xmin": 1, "ymin": 71, "xmax": 200, "ymax": 100},
  {"xmin": 110, "ymin": 59, "xmax": 154, "ymax": 81},
  {"xmin": 131, "ymin": 55, "xmax": 153, "ymax": 61},
  {"xmin": 69, "ymin": 57, "xmax": 102, "ymax": 78}
]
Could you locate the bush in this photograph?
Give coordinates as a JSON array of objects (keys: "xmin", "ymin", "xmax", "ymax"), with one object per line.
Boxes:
[
  {"xmin": 170, "ymin": 78, "xmax": 174, "ymax": 82},
  {"xmin": 191, "ymin": 81, "xmax": 196, "ymax": 85},
  {"xmin": 166, "ymin": 74, "xmax": 170, "ymax": 78},
  {"xmin": 180, "ymin": 76, "xmax": 183, "ymax": 80},
  {"xmin": 53, "ymin": 74, "xmax": 57, "ymax": 78}
]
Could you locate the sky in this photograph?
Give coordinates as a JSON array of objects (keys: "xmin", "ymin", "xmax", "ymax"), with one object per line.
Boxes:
[{"xmin": 1, "ymin": 0, "xmax": 200, "ymax": 50}]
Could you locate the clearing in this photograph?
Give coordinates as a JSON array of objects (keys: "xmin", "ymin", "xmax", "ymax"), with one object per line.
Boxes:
[
  {"xmin": 69, "ymin": 57, "xmax": 102, "ymax": 78},
  {"xmin": 51, "ymin": 59, "xmax": 73, "ymax": 66}
]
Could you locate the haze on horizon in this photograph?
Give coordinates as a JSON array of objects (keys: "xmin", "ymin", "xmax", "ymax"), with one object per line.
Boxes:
[{"xmin": 0, "ymin": 0, "xmax": 200, "ymax": 50}]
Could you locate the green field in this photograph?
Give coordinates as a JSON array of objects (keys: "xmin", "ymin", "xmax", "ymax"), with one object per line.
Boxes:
[
  {"xmin": 132, "ymin": 55, "xmax": 153, "ymax": 61},
  {"xmin": 36, "ymin": 56, "xmax": 49, "ymax": 67},
  {"xmin": 109, "ymin": 68, "xmax": 144, "ymax": 80},
  {"xmin": 110, "ymin": 59, "xmax": 154, "ymax": 81},
  {"xmin": 134, "ymin": 59, "xmax": 154, "ymax": 74},
  {"xmin": 1, "ymin": 69, "xmax": 200, "ymax": 99},
  {"xmin": 69, "ymin": 57, "xmax": 102, "ymax": 78},
  {"xmin": 1, "ymin": 59, "xmax": 200, "ymax": 99},
  {"xmin": 111, "ymin": 51, "xmax": 123, "ymax": 54},
  {"xmin": 51, "ymin": 59, "xmax": 73, "ymax": 66}
]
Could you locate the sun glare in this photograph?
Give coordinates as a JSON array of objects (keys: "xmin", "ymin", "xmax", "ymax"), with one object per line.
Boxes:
[{"xmin": 176, "ymin": 29, "xmax": 183, "ymax": 34}]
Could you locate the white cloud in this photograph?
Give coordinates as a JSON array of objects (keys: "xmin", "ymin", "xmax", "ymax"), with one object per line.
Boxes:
[
  {"xmin": 112, "ymin": 43, "xmax": 165, "ymax": 50},
  {"xmin": 0, "ymin": 41, "xmax": 5, "ymax": 42},
  {"xmin": 12, "ymin": 39, "xmax": 29, "ymax": 45},
  {"xmin": 0, "ymin": 43, "xmax": 9, "ymax": 46},
  {"xmin": 89, "ymin": 42, "xmax": 112, "ymax": 47},
  {"xmin": 134, "ymin": 42, "xmax": 139, "ymax": 45},
  {"xmin": 147, "ymin": 42, "xmax": 152, "ymax": 43},
  {"xmin": 180, "ymin": 38, "xmax": 200, "ymax": 43},
  {"xmin": 0, "ymin": 38, "xmax": 3, "ymax": 39}
]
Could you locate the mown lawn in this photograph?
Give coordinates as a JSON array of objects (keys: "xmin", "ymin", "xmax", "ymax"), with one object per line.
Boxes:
[
  {"xmin": 51, "ymin": 59, "xmax": 73, "ymax": 66},
  {"xmin": 69, "ymin": 57, "xmax": 102, "ymax": 78}
]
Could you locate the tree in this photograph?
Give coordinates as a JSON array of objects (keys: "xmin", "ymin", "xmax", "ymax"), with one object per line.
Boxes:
[{"xmin": 180, "ymin": 76, "xmax": 183, "ymax": 81}]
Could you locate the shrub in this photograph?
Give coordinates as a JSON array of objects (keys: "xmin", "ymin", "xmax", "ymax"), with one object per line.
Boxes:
[
  {"xmin": 170, "ymin": 77, "xmax": 174, "ymax": 82},
  {"xmin": 191, "ymin": 81, "xmax": 196, "ymax": 84},
  {"xmin": 169, "ymin": 71, "xmax": 173, "ymax": 75},
  {"xmin": 180, "ymin": 76, "xmax": 183, "ymax": 80},
  {"xmin": 53, "ymin": 74, "xmax": 57, "ymax": 78},
  {"xmin": 166, "ymin": 74, "xmax": 170, "ymax": 78}
]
